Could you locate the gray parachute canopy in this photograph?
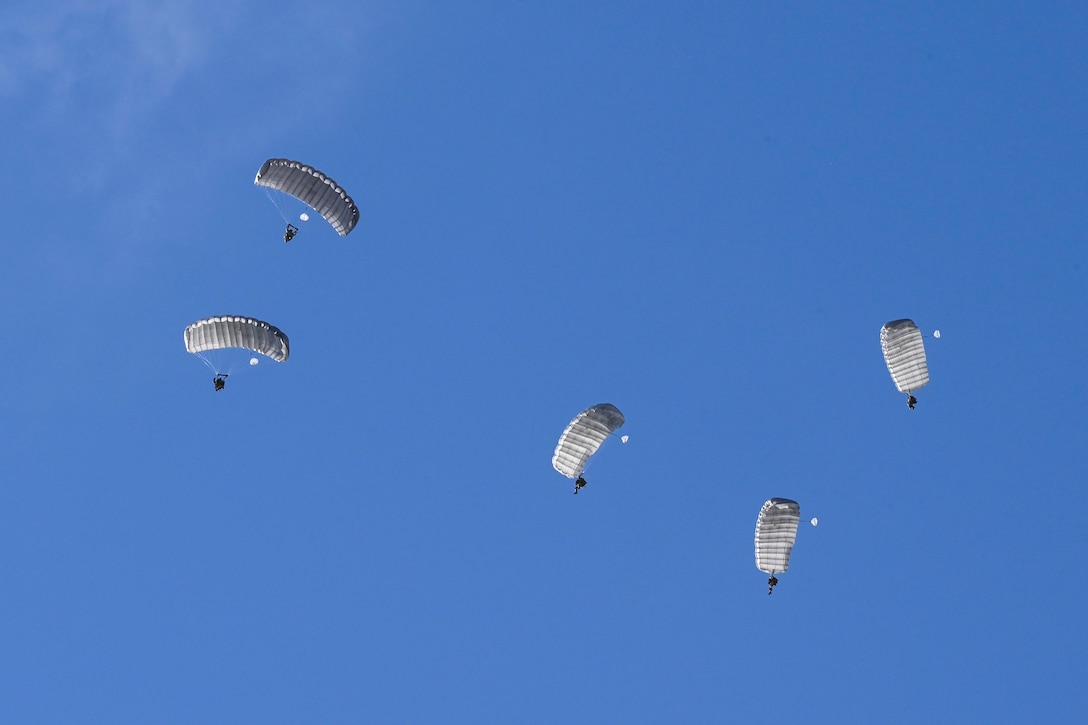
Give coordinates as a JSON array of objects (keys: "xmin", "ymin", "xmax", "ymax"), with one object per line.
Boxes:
[
  {"xmin": 254, "ymin": 158, "xmax": 359, "ymax": 236},
  {"xmin": 880, "ymin": 319, "xmax": 930, "ymax": 394},
  {"xmin": 184, "ymin": 316, "xmax": 290, "ymax": 362},
  {"xmin": 754, "ymin": 498, "xmax": 801, "ymax": 575},
  {"xmin": 552, "ymin": 403, "xmax": 625, "ymax": 479}
]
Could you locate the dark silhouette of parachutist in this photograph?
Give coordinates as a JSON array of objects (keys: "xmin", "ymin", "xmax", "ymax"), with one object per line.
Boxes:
[
  {"xmin": 574, "ymin": 476, "xmax": 587, "ymax": 495},
  {"xmin": 767, "ymin": 574, "xmax": 779, "ymax": 595},
  {"xmin": 284, "ymin": 223, "xmax": 298, "ymax": 243},
  {"xmin": 214, "ymin": 375, "xmax": 227, "ymax": 391},
  {"xmin": 907, "ymin": 394, "xmax": 917, "ymax": 410}
]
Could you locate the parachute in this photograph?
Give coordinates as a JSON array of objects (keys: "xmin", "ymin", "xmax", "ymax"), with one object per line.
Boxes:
[
  {"xmin": 552, "ymin": 404, "xmax": 625, "ymax": 489},
  {"xmin": 184, "ymin": 316, "xmax": 290, "ymax": 361},
  {"xmin": 254, "ymin": 159, "xmax": 359, "ymax": 236},
  {"xmin": 880, "ymin": 319, "xmax": 930, "ymax": 403},
  {"xmin": 184, "ymin": 316, "xmax": 289, "ymax": 389},
  {"xmin": 755, "ymin": 498, "xmax": 801, "ymax": 594}
]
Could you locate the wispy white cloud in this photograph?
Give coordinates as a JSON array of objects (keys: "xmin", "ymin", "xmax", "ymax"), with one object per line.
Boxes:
[
  {"xmin": 117, "ymin": 2, "xmax": 216, "ymax": 87},
  {"xmin": 2, "ymin": 0, "xmax": 380, "ymax": 170},
  {"xmin": 1, "ymin": 1, "xmax": 219, "ymax": 105},
  {"xmin": 0, "ymin": 2, "xmax": 229, "ymax": 284},
  {"xmin": 0, "ymin": 0, "xmax": 251, "ymax": 157},
  {"xmin": 2, "ymin": 0, "xmax": 382, "ymax": 285}
]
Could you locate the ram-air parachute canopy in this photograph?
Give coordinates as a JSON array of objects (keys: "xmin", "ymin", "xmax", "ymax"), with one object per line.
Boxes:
[
  {"xmin": 755, "ymin": 498, "xmax": 801, "ymax": 583},
  {"xmin": 185, "ymin": 316, "xmax": 290, "ymax": 362},
  {"xmin": 880, "ymin": 319, "xmax": 930, "ymax": 407},
  {"xmin": 552, "ymin": 403, "xmax": 625, "ymax": 480},
  {"xmin": 254, "ymin": 159, "xmax": 359, "ymax": 236}
]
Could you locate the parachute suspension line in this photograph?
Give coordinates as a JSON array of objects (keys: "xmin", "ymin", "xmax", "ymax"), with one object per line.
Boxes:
[
  {"xmin": 195, "ymin": 353, "xmax": 218, "ymax": 376},
  {"xmin": 196, "ymin": 351, "xmax": 238, "ymax": 378},
  {"xmin": 220, "ymin": 356, "xmax": 240, "ymax": 378},
  {"xmin": 263, "ymin": 188, "xmax": 291, "ymax": 225}
]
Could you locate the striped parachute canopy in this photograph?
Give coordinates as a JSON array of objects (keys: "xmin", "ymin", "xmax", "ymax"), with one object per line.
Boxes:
[
  {"xmin": 754, "ymin": 498, "xmax": 801, "ymax": 575},
  {"xmin": 184, "ymin": 316, "xmax": 290, "ymax": 362},
  {"xmin": 880, "ymin": 319, "xmax": 930, "ymax": 394},
  {"xmin": 552, "ymin": 403, "xmax": 625, "ymax": 479},
  {"xmin": 254, "ymin": 158, "xmax": 359, "ymax": 236}
]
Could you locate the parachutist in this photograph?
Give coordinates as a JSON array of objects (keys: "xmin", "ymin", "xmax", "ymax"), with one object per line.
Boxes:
[
  {"xmin": 907, "ymin": 394, "xmax": 917, "ymax": 410},
  {"xmin": 284, "ymin": 223, "xmax": 298, "ymax": 243},
  {"xmin": 574, "ymin": 476, "xmax": 587, "ymax": 495},
  {"xmin": 767, "ymin": 574, "xmax": 778, "ymax": 595},
  {"xmin": 213, "ymin": 375, "xmax": 227, "ymax": 391}
]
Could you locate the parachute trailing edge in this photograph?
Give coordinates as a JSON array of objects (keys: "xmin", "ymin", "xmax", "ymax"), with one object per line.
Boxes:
[
  {"xmin": 552, "ymin": 403, "xmax": 625, "ymax": 480},
  {"xmin": 255, "ymin": 158, "xmax": 359, "ymax": 236},
  {"xmin": 184, "ymin": 316, "xmax": 290, "ymax": 362}
]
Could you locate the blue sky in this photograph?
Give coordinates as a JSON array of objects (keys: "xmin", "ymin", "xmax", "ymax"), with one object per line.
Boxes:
[{"xmin": 1, "ymin": 1, "xmax": 1085, "ymax": 722}]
